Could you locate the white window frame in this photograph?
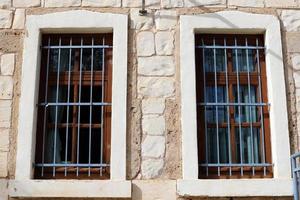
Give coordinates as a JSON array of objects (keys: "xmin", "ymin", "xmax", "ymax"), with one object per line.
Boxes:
[
  {"xmin": 178, "ymin": 11, "xmax": 293, "ymax": 197},
  {"xmin": 10, "ymin": 10, "xmax": 131, "ymax": 198}
]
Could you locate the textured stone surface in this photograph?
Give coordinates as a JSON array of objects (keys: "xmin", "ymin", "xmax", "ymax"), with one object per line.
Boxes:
[
  {"xmin": 142, "ymin": 135, "xmax": 165, "ymax": 158},
  {"xmin": 281, "ymin": 10, "xmax": 300, "ymax": 32},
  {"xmin": 142, "ymin": 98, "xmax": 165, "ymax": 114},
  {"xmin": 155, "ymin": 10, "xmax": 177, "ymax": 30},
  {"xmin": 155, "ymin": 32, "xmax": 174, "ymax": 56},
  {"xmin": 0, "ymin": 0, "xmax": 11, "ymax": 8},
  {"xmin": 138, "ymin": 77, "xmax": 175, "ymax": 98},
  {"xmin": 82, "ymin": 0, "xmax": 121, "ymax": 7},
  {"xmin": 0, "ymin": 180, "xmax": 8, "ymax": 200},
  {"xmin": 0, "ymin": 53, "xmax": 15, "ymax": 76},
  {"xmin": 265, "ymin": 0, "xmax": 297, "ymax": 7},
  {"xmin": 286, "ymin": 33, "xmax": 300, "ymax": 52},
  {"xmin": 12, "ymin": 9, "xmax": 25, "ymax": 29},
  {"xmin": 294, "ymin": 71, "xmax": 300, "ymax": 88},
  {"xmin": 0, "ymin": 129, "xmax": 9, "ymax": 152},
  {"xmin": 138, "ymin": 56, "xmax": 175, "ymax": 76},
  {"xmin": 0, "ymin": 10, "xmax": 12, "ymax": 29},
  {"xmin": 45, "ymin": 0, "xmax": 81, "ymax": 7},
  {"xmin": 161, "ymin": 0, "xmax": 183, "ymax": 8},
  {"xmin": 137, "ymin": 32, "xmax": 155, "ymax": 56},
  {"xmin": 123, "ymin": 0, "xmax": 160, "ymax": 8},
  {"xmin": 292, "ymin": 53, "xmax": 300, "ymax": 71},
  {"xmin": 141, "ymin": 159, "xmax": 164, "ymax": 178},
  {"xmin": 0, "ymin": 76, "xmax": 13, "ymax": 99},
  {"xmin": 0, "ymin": 152, "xmax": 8, "ymax": 177},
  {"xmin": 130, "ymin": 9, "xmax": 154, "ymax": 30},
  {"xmin": 0, "ymin": 100, "xmax": 11, "ymax": 128},
  {"xmin": 184, "ymin": 0, "xmax": 225, "ymax": 7},
  {"xmin": 228, "ymin": 0, "xmax": 264, "ymax": 7},
  {"xmin": 13, "ymin": 0, "xmax": 40, "ymax": 7},
  {"xmin": 142, "ymin": 115, "xmax": 165, "ymax": 135}
]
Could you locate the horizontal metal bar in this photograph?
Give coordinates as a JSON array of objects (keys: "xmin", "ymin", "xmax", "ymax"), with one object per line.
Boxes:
[
  {"xmin": 196, "ymin": 45, "xmax": 265, "ymax": 50},
  {"xmin": 42, "ymin": 45, "xmax": 112, "ymax": 49},
  {"xmin": 35, "ymin": 163, "xmax": 110, "ymax": 167},
  {"xmin": 293, "ymin": 167, "xmax": 300, "ymax": 173},
  {"xmin": 199, "ymin": 163, "xmax": 273, "ymax": 167},
  {"xmin": 198, "ymin": 102, "xmax": 270, "ymax": 106},
  {"xmin": 38, "ymin": 102, "xmax": 111, "ymax": 107},
  {"xmin": 291, "ymin": 152, "xmax": 300, "ymax": 159}
]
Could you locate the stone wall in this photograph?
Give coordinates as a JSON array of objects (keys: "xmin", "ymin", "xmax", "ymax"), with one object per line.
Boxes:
[{"xmin": 0, "ymin": 0, "xmax": 300, "ymax": 199}]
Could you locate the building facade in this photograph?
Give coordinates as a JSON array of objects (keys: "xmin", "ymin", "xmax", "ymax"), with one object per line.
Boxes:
[{"xmin": 0, "ymin": 0, "xmax": 299, "ymax": 199}]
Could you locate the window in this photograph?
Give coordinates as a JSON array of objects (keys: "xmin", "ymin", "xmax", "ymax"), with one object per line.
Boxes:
[
  {"xmin": 34, "ymin": 34, "xmax": 112, "ymax": 179},
  {"xmin": 195, "ymin": 34, "xmax": 272, "ymax": 178}
]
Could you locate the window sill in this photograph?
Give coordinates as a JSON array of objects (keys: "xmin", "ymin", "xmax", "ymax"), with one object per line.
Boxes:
[
  {"xmin": 9, "ymin": 180, "xmax": 131, "ymax": 198},
  {"xmin": 177, "ymin": 178, "xmax": 293, "ymax": 197}
]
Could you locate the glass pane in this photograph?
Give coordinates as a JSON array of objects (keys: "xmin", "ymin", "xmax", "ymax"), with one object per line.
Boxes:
[
  {"xmin": 233, "ymin": 49, "xmax": 256, "ymax": 72},
  {"xmin": 206, "ymin": 86, "xmax": 227, "ymax": 123},
  {"xmin": 204, "ymin": 49, "xmax": 226, "ymax": 72},
  {"xmin": 93, "ymin": 48, "xmax": 104, "ymax": 70},
  {"xmin": 207, "ymin": 128, "xmax": 228, "ymax": 163}
]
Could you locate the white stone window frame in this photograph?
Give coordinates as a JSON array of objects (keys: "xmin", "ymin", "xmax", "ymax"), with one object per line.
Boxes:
[
  {"xmin": 10, "ymin": 10, "xmax": 131, "ymax": 198},
  {"xmin": 178, "ymin": 11, "xmax": 293, "ymax": 197}
]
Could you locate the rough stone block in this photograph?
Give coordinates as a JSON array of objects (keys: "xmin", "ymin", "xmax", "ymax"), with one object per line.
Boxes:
[
  {"xmin": 142, "ymin": 114, "xmax": 165, "ymax": 135},
  {"xmin": 82, "ymin": 0, "xmax": 121, "ymax": 7},
  {"xmin": 0, "ymin": 76, "xmax": 13, "ymax": 99},
  {"xmin": 0, "ymin": 152, "xmax": 8, "ymax": 177},
  {"xmin": 184, "ymin": 0, "xmax": 225, "ymax": 7},
  {"xmin": 0, "ymin": 10, "xmax": 12, "ymax": 29},
  {"xmin": 141, "ymin": 159, "xmax": 164, "ymax": 178},
  {"xmin": 281, "ymin": 10, "xmax": 300, "ymax": 32},
  {"xmin": 228, "ymin": 0, "xmax": 264, "ymax": 7},
  {"xmin": 12, "ymin": 9, "xmax": 25, "ymax": 29},
  {"xmin": 138, "ymin": 77, "xmax": 175, "ymax": 98},
  {"xmin": 0, "ymin": 0, "xmax": 11, "ymax": 8},
  {"xmin": 130, "ymin": 8, "xmax": 153, "ymax": 30},
  {"xmin": 161, "ymin": 0, "xmax": 183, "ymax": 8},
  {"xmin": 155, "ymin": 10, "xmax": 177, "ymax": 30},
  {"xmin": 265, "ymin": 0, "xmax": 297, "ymax": 7},
  {"xmin": 137, "ymin": 31, "xmax": 155, "ymax": 56},
  {"xmin": 286, "ymin": 33, "xmax": 300, "ymax": 52},
  {"xmin": 13, "ymin": 0, "xmax": 40, "ymax": 7},
  {"xmin": 142, "ymin": 135, "xmax": 165, "ymax": 158},
  {"xmin": 0, "ymin": 129, "xmax": 9, "ymax": 152},
  {"xmin": 138, "ymin": 56, "xmax": 175, "ymax": 76},
  {"xmin": 155, "ymin": 32, "xmax": 174, "ymax": 55},
  {"xmin": 0, "ymin": 100, "xmax": 11, "ymax": 128},
  {"xmin": 142, "ymin": 98, "xmax": 165, "ymax": 114},
  {"xmin": 45, "ymin": 0, "xmax": 81, "ymax": 7},
  {"xmin": 292, "ymin": 53, "xmax": 300, "ymax": 71},
  {"xmin": 1, "ymin": 53, "xmax": 15, "ymax": 75}
]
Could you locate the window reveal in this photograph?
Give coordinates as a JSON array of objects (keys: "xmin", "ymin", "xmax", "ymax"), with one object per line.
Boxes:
[
  {"xmin": 35, "ymin": 34, "xmax": 112, "ymax": 179},
  {"xmin": 195, "ymin": 34, "xmax": 272, "ymax": 179}
]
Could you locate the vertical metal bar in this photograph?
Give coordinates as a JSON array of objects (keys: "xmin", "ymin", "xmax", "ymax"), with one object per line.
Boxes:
[
  {"xmin": 64, "ymin": 37, "xmax": 72, "ymax": 176},
  {"xmin": 245, "ymin": 38, "xmax": 255, "ymax": 176},
  {"xmin": 292, "ymin": 157, "xmax": 299, "ymax": 200},
  {"xmin": 224, "ymin": 38, "xmax": 232, "ymax": 176},
  {"xmin": 213, "ymin": 38, "xmax": 220, "ymax": 176},
  {"xmin": 41, "ymin": 37, "xmax": 51, "ymax": 177},
  {"xmin": 235, "ymin": 37, "xmax": 244, "ymax": 176},
  {"xmin": 53, "ymin": 37, "xmax": 62, "ymax": 177},
  {"xmin": 202, "ymin": 39, "xmax": 209, "ymax": 177},
  {"xmin": 88, "ymin": 37, "xmax": 94, "ymax": 177},
  {"xmin": 100, "ymin": 37, "xmax": 105, "ymax": 176},
  {"xmin": 256, "ymin": 38, "xmax": 266, "ymax": 176},
  {"xmin": 76, "ymin": 37, "xmax": 83, "ymax": 176}
]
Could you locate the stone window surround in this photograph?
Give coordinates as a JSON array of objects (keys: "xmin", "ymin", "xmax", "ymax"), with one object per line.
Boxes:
[
  {"xmin": 10, "ymin": 10, "xmax": 131, "ymax": 198},
  {"xmin": 178, "ymin": 11, "xmax": 293, "ymax": 197}
]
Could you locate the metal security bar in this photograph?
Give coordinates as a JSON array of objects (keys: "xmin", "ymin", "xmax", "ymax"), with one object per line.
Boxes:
[
  {"xmin": 195, "ymin": 34, "xmax": 272, "ymax": 178},
  {"xmin": 35, "ymin": 34, "xmax": 113, "ymax": 179},
  {"xmin": 292, "ymin": 152, "xmax": 300, "ymax": 200}
]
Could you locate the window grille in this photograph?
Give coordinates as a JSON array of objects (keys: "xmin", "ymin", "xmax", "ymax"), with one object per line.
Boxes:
[
  {"xmin": 195, "ymin": 34, "xmax": 272, "ymax": 178},
  {"xmin": 34, "ymin": 34, "xmax": 112, "ymax": 179}
]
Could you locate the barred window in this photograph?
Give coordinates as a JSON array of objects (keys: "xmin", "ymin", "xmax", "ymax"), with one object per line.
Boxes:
[
  {"xmin": 35, "ymin": 34, "xmax": 112, "ymax": 179},
  {"xmin": 196, "ymin": 34, "xmax": 272, "ymax": 179}
]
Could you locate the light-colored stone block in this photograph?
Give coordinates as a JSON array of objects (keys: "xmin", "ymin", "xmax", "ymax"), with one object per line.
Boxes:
[
  {"xmin": 265, "ymin": 0, "xmax": 297, "ymax": 7},
  {"xmin": 0, "ymin": 180, "xmax": 8, "ymax": 200},
  {"xmin": 12, "ymin": 9, "xmax": 25, "ymax": 29},
  {"xmin": 0, "ymin": 0, "xmax": 11, "ymax": 8},
  {"xmin": 82, "ymin": 0, "xmax": 121, "ymax": 7},
  {"xmin": 184, "ymin": 0, "xmax": 225, "ymax": 7},
  {"xmin": 162, "ymin": 0, "xmax": 183, "ymax": 8},
  {"xmin": 138, "ymin": 56, "xmax": 175, "ymax": 76},
  {"xmin": 142, "ymin": 135, "xmax": 165, "ymax": 158},
  {"xmin": 0, "ymin": 100, "xmax": 11, "ymax": 128},
  {"xmin": 1, "ymin": 53, "xmax": 15, "ymax": 75},
  {"xmin": 286, "ymin": 33, "xmax": 300, "ymax": 52},
  {"xmin": 228, "ymin": 0, "xmax": 264, "ymax": 7},
  {"xmin": 155, "ymin": 32, "xmax": 174, "ymax": 55},
  {"xmin": 123, "ymin": 0, "xmax": 160, "ymax": 8},
  {"xmin": 292, "ymin": 53, "xmax": 300, "ymax": 71},
  {"xmin": 142, "ymin": 115, "xmax": 165, "ymax": 135},
  {"xmin": 294, "ymin": 71, "xmax": 300, "ymax": 88},
  {"xmin": 0, "ymin": 76, "xmax": 13, "ymax": 99},
  {"xmin": 138, "ymin": 77, "xmax": 175, "ymax": 98},
  {"xmin": 281, "ymin": 10, "xmax": 300, "ymax": 32},
  {"xmin": 0, "ymin": 129, "xmax": 9, "ymax": 152},
  {"xmin": 45, "ymin": 0, "xmax": 81, "ymax": 7},
  {"xmin": 0, "ymin": 10, "xmax": 12, "ymax": 28},
  {"xmin": 142, "ymin": 98, "xmax": 165, "ymax": 114},
  {"xmin": 130, "ymin": 8, "xmax": 153, "ymax": 30},
  {"xmin": 141, "ymin": 159, "xmax": 164, "ymax": 178},
  {"xmin": 0, "ymin": 152, "xmax": 8, "ymax": 177},
  {"xmin": 13, "ymin": 0, "xmax": 40, "ymax": 7},
  {"xmin": 155, "ymin": 10, "xmax": 177, "ymax": 30},
  {"xmin": 137, "ymin": 31, "xmax": 155, "ymax": 56}
]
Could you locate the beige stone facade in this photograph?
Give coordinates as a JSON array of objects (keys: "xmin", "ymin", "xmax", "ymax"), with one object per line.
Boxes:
[{"xmin": 0, "ymin": 0, "xmax": 299, "ymax": 199}]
